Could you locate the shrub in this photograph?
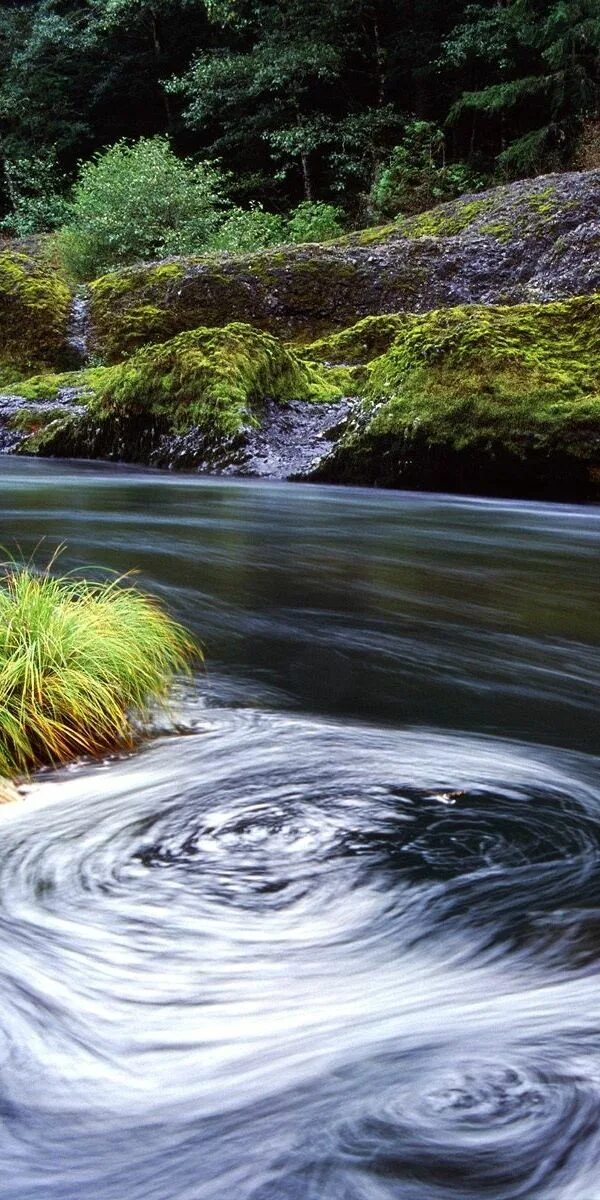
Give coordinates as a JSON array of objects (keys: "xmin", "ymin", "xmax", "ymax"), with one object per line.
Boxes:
[
  {"xmin": 371, "ymin": 120, "xmax": 484, "ymax": 218},
  {"xmin": 57, "ymin": 137, "xmax": 228, "ymax": 279},
  {"xmin": 0, "ymin": 565, "xmax": 199, "ymax": 776},
  {"xmin": 209, "ymin": 204, "xmax": 286, "ymax": 251},
  {"xmin": 286, "ymin": 200, "xmax": 344, "ymax": 243}
]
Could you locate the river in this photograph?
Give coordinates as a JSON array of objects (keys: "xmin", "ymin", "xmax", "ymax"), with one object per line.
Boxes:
[{"xmin": 0, "ymin": 457, "xmax": 599, "ymax": 1199}]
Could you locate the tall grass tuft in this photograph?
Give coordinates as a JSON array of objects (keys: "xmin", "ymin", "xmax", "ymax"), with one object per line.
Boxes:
[{"xmin": 0, "ymin": 565, "xmax": 200, "ymax": 777}]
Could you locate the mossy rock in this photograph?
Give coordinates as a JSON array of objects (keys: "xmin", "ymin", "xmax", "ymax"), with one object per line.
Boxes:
[
  {"xmin": 86, "ymin": 169, "xmax": 600, "ymax": 363},
  {"xmin": 19, "ymin": 322, "xmax": 353, "ymax": 460},
  {"xmin": 88, "ymin": 251, "xmax": 373, "ymax": 362},
  {"xmin": 314, "ymin": 294, "xmax": 600, "ymax": 501},
  {"xmin": 0, "ymin": 249, "xmax": 72, "ymax": 382},
  {"xmin": 339, "ymin": 177, "xmax": 590, "ymax": 247}
]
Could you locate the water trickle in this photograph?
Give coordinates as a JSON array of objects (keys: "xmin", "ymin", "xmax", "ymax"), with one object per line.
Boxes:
[{"xmin": 66, "ymin": 291, "xmax": 91, "ymax": 366}]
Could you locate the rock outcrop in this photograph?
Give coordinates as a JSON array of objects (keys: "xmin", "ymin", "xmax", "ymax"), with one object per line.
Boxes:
[
  {"xmin": 87, "ymin": 169, "xmax": 600, "ymax": 360},
  {"xmin": 1, "ymin": 168, "xmax": 600, "ymax": 501},
  {"xmin": 310, "ymin": 296, "xmax": 600, "ymax": 501},
  {"xmin": 0, "ymin": 246, "xmax": 71, "ymax": 385}
]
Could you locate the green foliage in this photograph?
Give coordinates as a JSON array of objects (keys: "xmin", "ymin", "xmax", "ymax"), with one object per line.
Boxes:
[
  {"xmin": 371, "ymin": 122, "xmax": 484, "ymax": 218},
  {"xmin": 207, "ymin": 200, "xmax": 344, "ymax": 251},
  {"xmin": 0, "ymin": 152, "xmax": 70, "ymax": 236},
  {"xmin": 444, "ymin": 0, "xmax": 600, "ymax": 176},
  {"xmin": 0, "ymin": 0, "xmax": 597, "ymax": 231},
  {"xmin": 0, "ymin": 563, "xmax": 198, "ymax": 776},
  {"xmin": 53, "ymin": 136, "xmax": 346, "ymax": 275},
  {"xmin": 57, "ymin": 137, "xmax": 228, "ymax": 278},
  {"xmin": 286, "ymin": 201, "xmax": 344, "ymax": 243},
  {"xmin": 208, "ymin": 204, "xmax": 286, "ymax": 251}
]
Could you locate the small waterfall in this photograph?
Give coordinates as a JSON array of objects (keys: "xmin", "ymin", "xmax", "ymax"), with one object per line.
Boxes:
[{"xmin": 66, "ymin": 290, "xmax": 91, "ymax": 367}]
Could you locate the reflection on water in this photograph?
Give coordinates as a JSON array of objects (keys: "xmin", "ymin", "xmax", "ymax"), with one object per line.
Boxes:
[{"xmin": 0, "ymin": 459, "xmax": 598, "ymax": 1199}]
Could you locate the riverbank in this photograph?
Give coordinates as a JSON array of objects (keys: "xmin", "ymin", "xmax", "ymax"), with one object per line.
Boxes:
[{"xmin": 1, "ymin": 168, "xmax": 599, "ymax": 500}]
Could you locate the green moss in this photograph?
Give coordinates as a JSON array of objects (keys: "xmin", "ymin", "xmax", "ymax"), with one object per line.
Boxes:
[
  {"xmin": 16, "ymin": 419, "xmax": 74, "ymax": 455},
  {"xmin": 355, "ymin": 223, "xmax": 397, "ymax": 246},
  {"xmin": 89, "ymin": 264, "xmax": 185, "ymax": 361},
  {"xmin": 359, "ymin": 294, "xmax": 600, "ymax": 458},
  {"xmin": 91, "ymin": 321, "xmax": 350, "ymax": 437},
  {"xmin": 9, "ymin": 404, "xmax": 81, "ymax": 434},
  {"xmin": 0, "ymin": 250, "xmax": 72, "ymax": 379},
  {"xmin": 397, "ymin": 199, "xmax": 494, "ymax": 239},
  {"xmin": 479, "ymin": 222, "xmax": 512, "ymax": 242},
  {"xmin": 5, "ymin": 366, "xmax": 106, "ymax": 402},
  {"xmin": 303, "ymin": 315, "xmax": 409, "ymax": 366}
]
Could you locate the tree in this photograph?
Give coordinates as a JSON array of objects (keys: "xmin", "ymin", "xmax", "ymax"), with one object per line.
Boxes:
[
  {"xmin": 169, "ymin": 0, "xmax": 426, "ymax": 204},
  {"xmin": 444, "ymin": 0, "xmax": 600, "ymax": 175}
]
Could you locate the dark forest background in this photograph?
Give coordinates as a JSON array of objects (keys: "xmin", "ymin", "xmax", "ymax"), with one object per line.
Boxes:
[{"xmin": 1, "ymin": 0, "xmax": 598, "ymax": 268}]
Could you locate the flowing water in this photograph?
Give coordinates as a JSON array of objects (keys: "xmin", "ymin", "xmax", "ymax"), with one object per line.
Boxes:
[{"xmin": 0, "ymin": 458, "xmax": 599, "ymax": 1200}]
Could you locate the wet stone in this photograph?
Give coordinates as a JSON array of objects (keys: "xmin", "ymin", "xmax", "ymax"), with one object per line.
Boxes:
[{"xmin": 150, "ymin": 397, "xmax": 358, "ymax": 478}]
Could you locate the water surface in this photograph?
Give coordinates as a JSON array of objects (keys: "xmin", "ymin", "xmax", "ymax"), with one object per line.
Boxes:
[{"xmin": 0, "ymin": 459, "xmax": 598, "ymax": 1199}]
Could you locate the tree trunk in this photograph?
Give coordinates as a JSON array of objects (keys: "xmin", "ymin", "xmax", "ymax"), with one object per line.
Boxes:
[
  {"xmin": 372, "ymin": 10, "xmax": 386, "ymax": 107},
  {"xmin": 300, "ymin": 152, "xmax": 313, "ymax": 201},
  {"xmin": 150, "ymin": 10, "xmax": 173, "ymax": 131}
]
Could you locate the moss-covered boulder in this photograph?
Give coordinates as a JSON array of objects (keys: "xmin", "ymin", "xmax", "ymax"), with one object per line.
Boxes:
[
  {"xmin": 0, "ymin": 249, "xmax": 72, "ymax": 385},
  {"xmin": 313, "ymin": 294, "xmax": 600, "ymax": 500},
  {"xmin": 10, "ymin": 297, "xmax": 600, "ymax": 499},
  {"xmin": 87, "ymin": 169, "xmax": 600, "ymax": 362},
  {"xmin": 17, "ymin": 322, "xmax": 353, "ymax": 463}
]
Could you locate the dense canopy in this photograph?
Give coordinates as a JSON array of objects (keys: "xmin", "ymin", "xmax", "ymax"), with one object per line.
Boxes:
[{"xmin": 0, "ymin": 0, "xmax": 598, "ymax": 238}]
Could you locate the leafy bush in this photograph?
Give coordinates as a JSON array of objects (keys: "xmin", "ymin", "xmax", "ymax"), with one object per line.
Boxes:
[
  {"xmin": 286, "ymin": 200, "xmax": 344, "ymax": 242},
  {"xmin": 209, "ymin": 200, "xmax": 344, "ymax": 251},
  {"xmin": 53, "ymin": 137, "xmax": 347, "ymax": 277},
  {"xmin": 0, "ymin": 564, "xmax": 199, "ymax": 776},
  {"xmin": 209, "ymin": 204, "xmax": 286, "ymax": 251},
  {"xmin": 371, "ymin": 121, "xmax": 484, "ymax": 218},
  {"xmin": 57, "ymin": 137, "xmax": 228, "ymax": 279}
]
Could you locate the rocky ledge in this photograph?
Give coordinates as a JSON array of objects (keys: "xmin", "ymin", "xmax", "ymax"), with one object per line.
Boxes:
[{"xmin": 1, "ymin": 169, "xmax": 599, "ymax": 501}]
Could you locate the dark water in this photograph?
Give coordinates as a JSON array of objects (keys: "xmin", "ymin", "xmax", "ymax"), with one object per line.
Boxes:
[{"xmin": 0, "ymin": 457, "xmax": 599, "ymax": 1200}]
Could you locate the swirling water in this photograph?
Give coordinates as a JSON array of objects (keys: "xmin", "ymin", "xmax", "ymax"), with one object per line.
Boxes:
[{"xmin": 0, "ymin": 458, "xmax": 599, "ymax": 1200}]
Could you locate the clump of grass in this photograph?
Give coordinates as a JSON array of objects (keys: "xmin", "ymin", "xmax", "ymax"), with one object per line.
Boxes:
[{"xmin": 0, "ymin": 565, "xmax": 200, "ymax": 777}]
